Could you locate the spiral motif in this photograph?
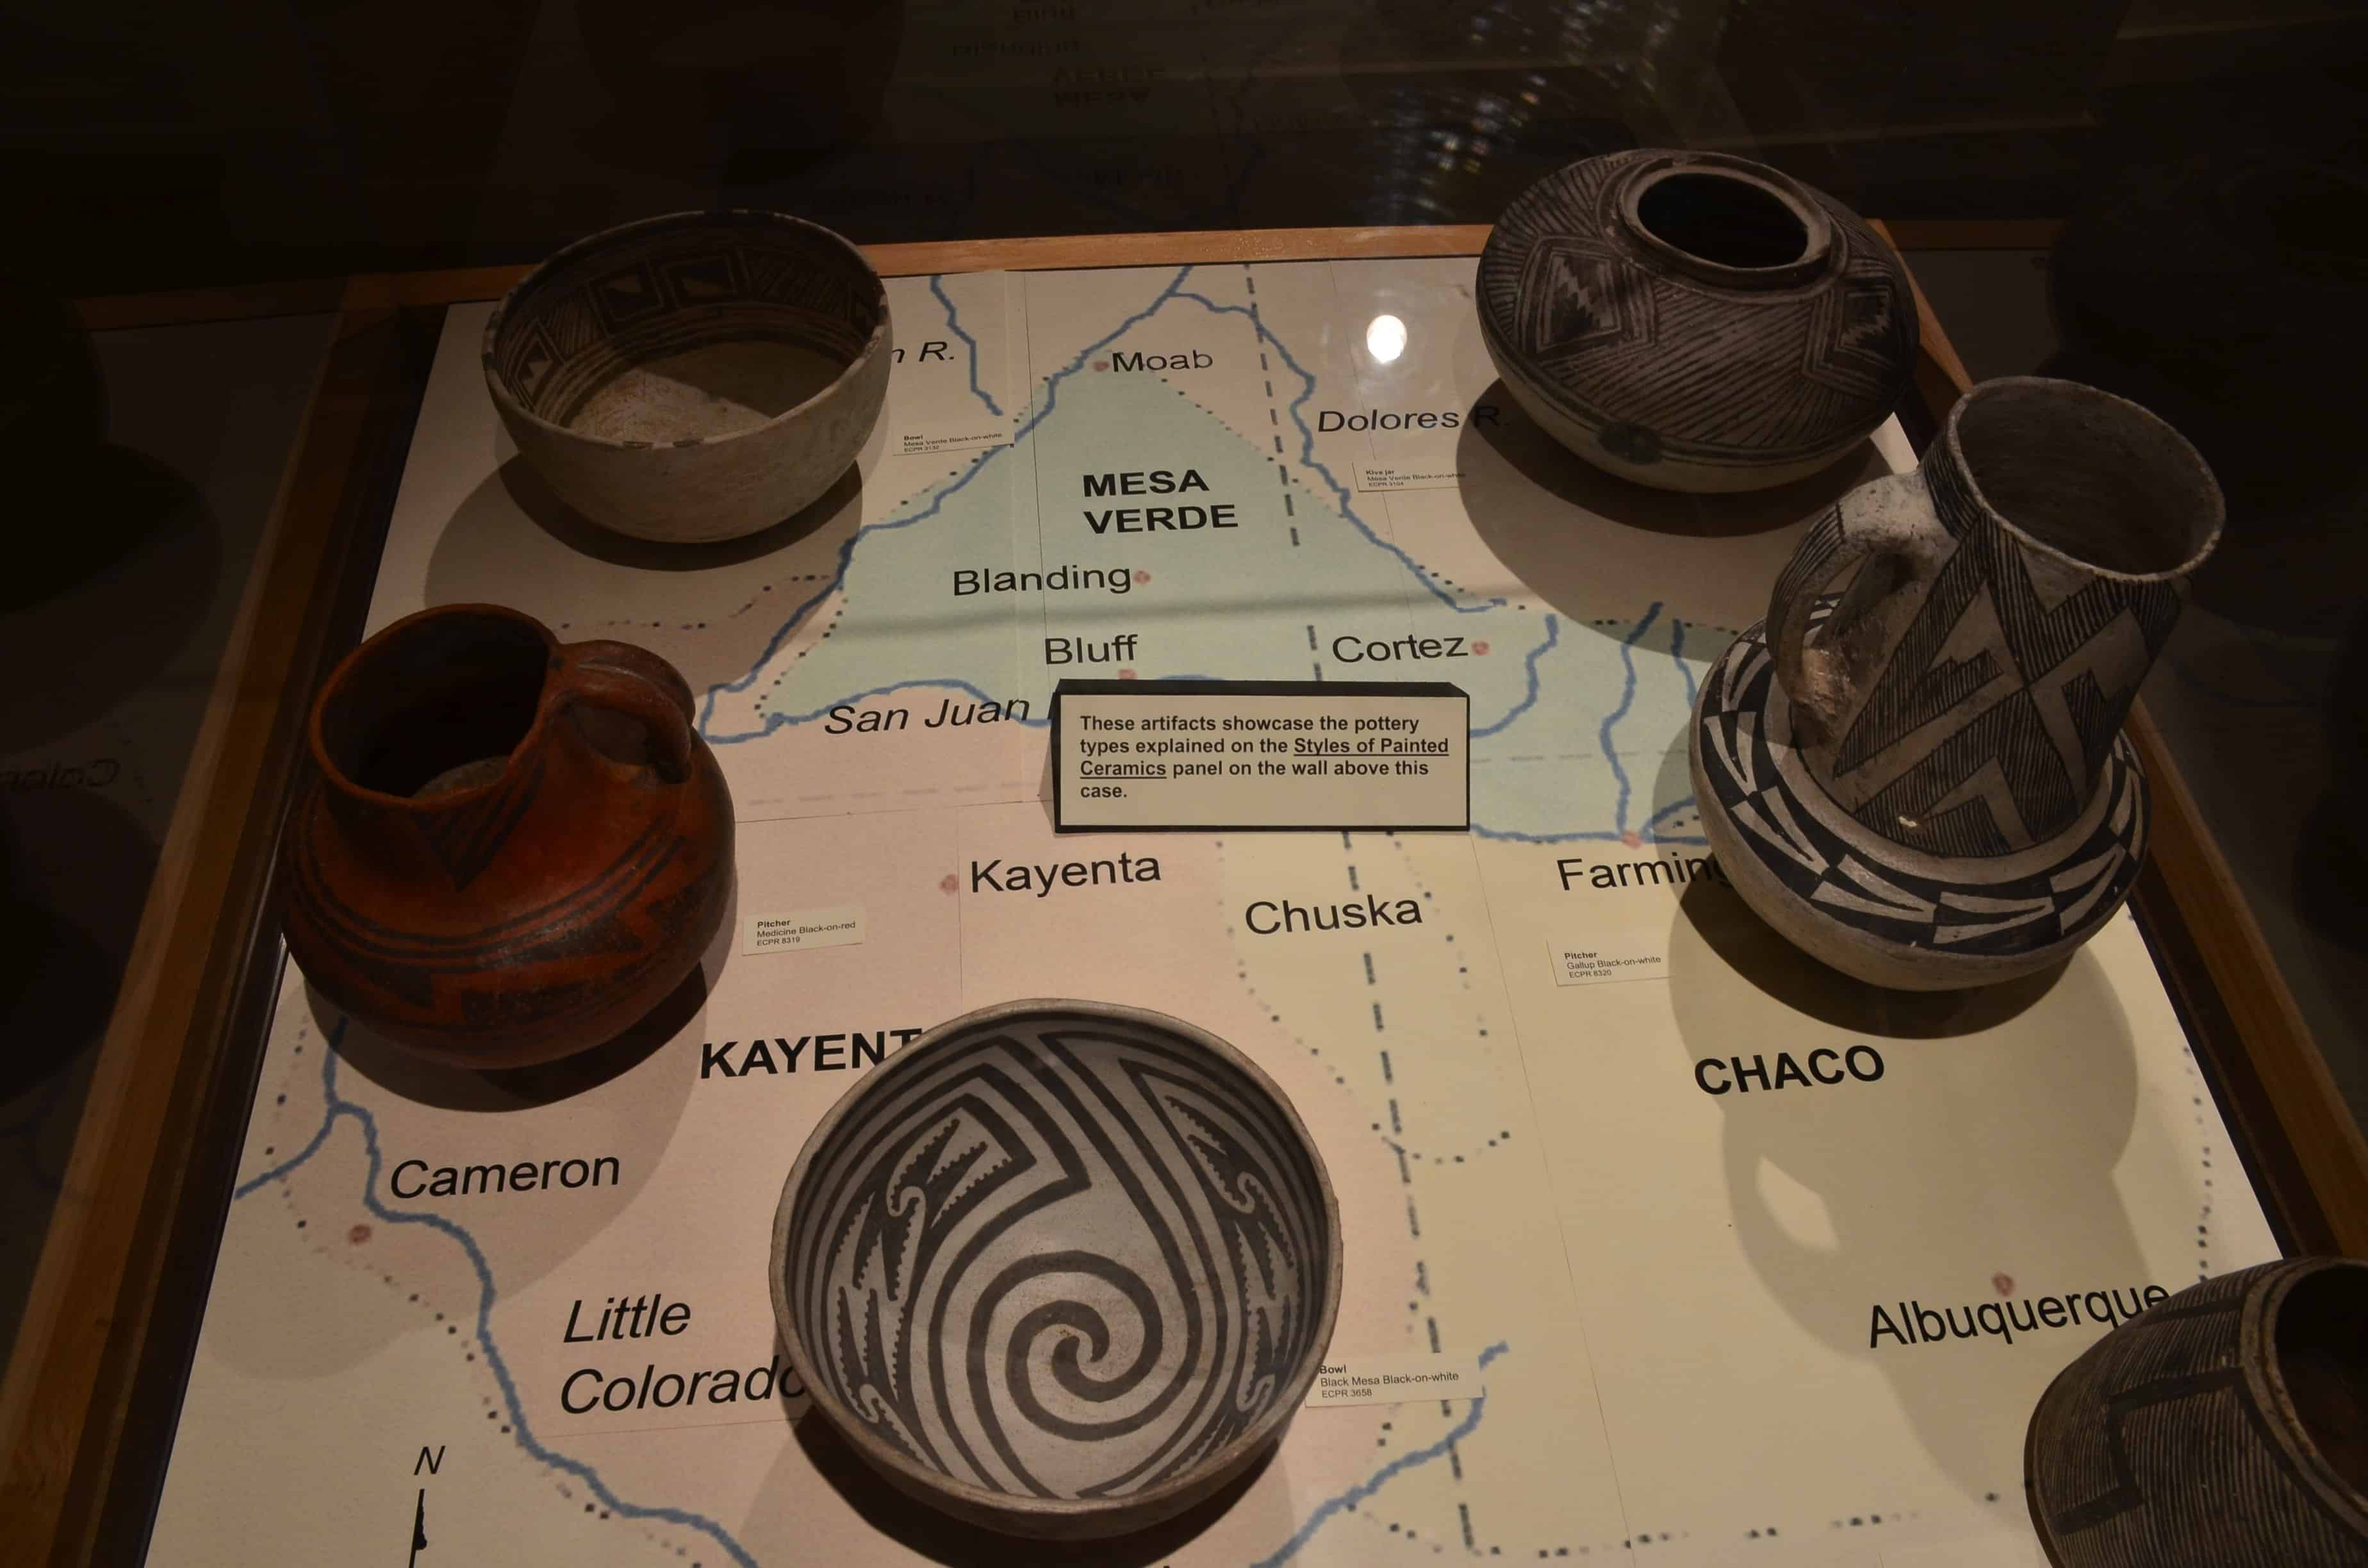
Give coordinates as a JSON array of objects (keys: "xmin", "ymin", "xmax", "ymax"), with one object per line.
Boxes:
[{"xmin": 780, "ymin": 1008, "xmax": 1335, "ymax": 1501}]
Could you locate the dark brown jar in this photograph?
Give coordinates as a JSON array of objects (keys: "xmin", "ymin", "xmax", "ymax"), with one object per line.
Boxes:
[
  {"xmin": 281, "ymin": 604, "xmax": 734, "ymax": 1068},
  {"xmin": 2027, "ymin": 1257, "xmax": 2368, "ymax": 1566}
]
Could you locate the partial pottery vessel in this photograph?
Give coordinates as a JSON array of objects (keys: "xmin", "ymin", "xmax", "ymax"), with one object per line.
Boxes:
[
  {"xmin": 2026, "ymin": 1257, "xmax": 2368, "ymax": 1566},
  {"xmin": 281, "ymin": 605, "xmax": 734, "ymax": 1066},
  {"xmin": 1690, "ymin": 378, "xmax": 2221, "ymax": 990},
  {"xmin": 484, "ymin": 209, "xmax": 889, "ymax": 544},
  {"xmin": 1478, "ymin": 148, "xmax": 1916, "ymax": 493},
  {"xmin": 771, "ymin": 999, "xmax": 1342, "ymax": 1539}
]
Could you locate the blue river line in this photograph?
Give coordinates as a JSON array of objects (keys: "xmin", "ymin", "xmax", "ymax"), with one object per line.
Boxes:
[
  {"xmin": 700, "ymin": 265, "xmax": 1200, "ymax": 746},
  {"xmin": 241, "ymin": 1019, "xmax": 1511, "ymax": 1568},
  {"xmin": 697, "ymin": 264, "xmax": 1711, "ymax": 842},
  {"xmin": 1467, "ymin": 616, "xmax": 1559, "ymax": 741},
  {"xmin": 1167, "ymin": 286, "xmax": 1501, "ymax": 616},
  {"xmin": 928, "ymin": 273, "xmax": 1003, "ymax": 419},
  {"xmin": 1251, "ymin": 1341, "xmax": 1513, "ymax": 1567},
  {"xmin": 234, "ymin": 1024, "xmax": 761, "ymax": 1568},
  {"xmin": 243, "ymin": 1026, "xmax": 1511, "ymax": 1568},
  {"xmin": 1599, "ymin": 603, "xmax": 1663, "ymax": 837}
]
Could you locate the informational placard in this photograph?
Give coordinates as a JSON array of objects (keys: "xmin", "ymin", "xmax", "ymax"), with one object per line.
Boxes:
[
  {"xmin": 1548, "ymin": 935, "xmax": 1670, "ymax": 987},
  {"xmin": 739, "ymin": 904, "xmax": 865, "ymax": 956},
  {"xmin": 1306, "ymin": 1350, "xmax": 1487, "ymax": 1409},
  {"xmin": 1052, "ymin": 679, "xmax": 1468, "ymax": 831}
]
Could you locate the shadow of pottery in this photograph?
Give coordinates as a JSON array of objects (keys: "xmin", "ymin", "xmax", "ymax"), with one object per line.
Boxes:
[
  {"xmin": 1460, "ymin": 381, "xmax": 1884, "ymax": 541},
  {"xmin": 1452, "ymin": 384, "xmax": 1889, "ymax": 642},
  {"xmin": 200, "ymin": 904, "xmax": 723, "ymax": 1385},
  {"xmin": 423, "ymin": 457, "xmax": 864, "ymax": 701},
  {"xmin": 1, "ymin": 447, "xmax": 222, "ymax": 749},
  {"xmin": 330, "ymin": 960, "xmax": 712, "ymax": 1113},
  {"xmin": 770, "ymin": 1412, "xmax": 1284, "ymax": 1567},
  {"xmin": 1666, "ymin": 862, "xmax": 2150, "ymax": 1498},
  {"xmin": 500, "ymin": 455, "xmax": 855, "ymax": 573}
]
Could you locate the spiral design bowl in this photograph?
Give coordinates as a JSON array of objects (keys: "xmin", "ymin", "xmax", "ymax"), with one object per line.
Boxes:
[{"xmin": 771, "ymin": 999, "xmax": 1341, "ymax": 1539}]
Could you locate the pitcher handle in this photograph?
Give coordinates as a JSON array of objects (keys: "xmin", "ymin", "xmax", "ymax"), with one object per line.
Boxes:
[
  {"xmin": 553, "ymin": 641, "xmax": 699, "ymax": 780},
  {"xmin": 1768, "ymin": 493, "xmax": 1949, "ymax": 740}
]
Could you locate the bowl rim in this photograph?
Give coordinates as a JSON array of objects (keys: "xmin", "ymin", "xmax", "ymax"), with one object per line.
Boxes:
[
  {"xmin": 768, "ymin": 995, "xmax": 1345, "ymax": 1526},
  {"xmin": 480, "ymin": 208, "xmax": 890, "ymax": 454}
]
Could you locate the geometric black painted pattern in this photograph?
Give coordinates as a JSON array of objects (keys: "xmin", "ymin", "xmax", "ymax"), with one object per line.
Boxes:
[
  {"xmin": 781, "ymin": 1011, "xmax": 1333, "ymax": 1503},
  {"xmin": 1812, "ymin": 439, "xmax": 2187, "ymax": 856},
  {"xmin": 488, "ymin": 209, "xmax": 884, "ymax": 432},
  {"xmin": 1477, "ymin": 150, "xmax": 1915, "ymax": 476},
  {"xmin": 2027, "ymin": 1259, "xmax": 2368, "ymax": 1565},
  {"xmin": 1697, "ymin": 609, "xmax": 2149, "ymax": 959}
]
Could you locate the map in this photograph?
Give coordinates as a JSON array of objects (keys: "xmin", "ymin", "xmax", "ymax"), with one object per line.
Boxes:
[{"xmin": 148, "ymin": 257, "xmax": 2274, "ymax": 1568}]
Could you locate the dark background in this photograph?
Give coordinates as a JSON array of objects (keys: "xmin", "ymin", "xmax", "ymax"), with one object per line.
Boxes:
[
  {"xmin": 12, "ymin": 0, "xmax": 2367, "ymax": 293},
  {"xmin": 9, "ymin": 0, "xmax": 2368, "ymax": 1395}
]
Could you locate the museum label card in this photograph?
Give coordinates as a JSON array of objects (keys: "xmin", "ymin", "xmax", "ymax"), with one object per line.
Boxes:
[
  {"xmin": 1304, "ymin": 1350, "xmax": 1486, "ymax": 1409},
  {"xmin": 1548, "ymin": 935, "xmax": 1671, "ymax": 986},
  {"xmin": 740, "ymin": 904, "xmax": 866, "ymax": 956},
  {"xmin": 880, "ymin": 271, "xmax": 1014, "ymax": 457},
  {"xmin": 1052, "ymin": 680, "xmax": 1468, "ymax": 831}
]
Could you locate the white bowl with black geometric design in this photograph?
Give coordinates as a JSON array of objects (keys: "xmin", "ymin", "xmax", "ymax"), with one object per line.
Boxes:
[
  {"xmin": 770, "ymin": 999, "xmax": 1342, "ymax": 1539},
  {"xmin": 484, "ymin": 209, "xmax": 889, "ymax": 544}
]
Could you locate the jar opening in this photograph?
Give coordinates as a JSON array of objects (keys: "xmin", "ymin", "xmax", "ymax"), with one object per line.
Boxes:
[
  {"xmin": 322, "ymin": 612, "xmax": 548, "ymax": 799},
  {"xmin": 2274, "ymin": 1267, "xmax": 2368, "ymax": 1501},
  {"xmin": 1954, "ymin": 382, "xmax": 2221, "ymax": 578},
  {"xmin": 1636, "ymin": 173, "xmax": 1811, "ymax": 271}
]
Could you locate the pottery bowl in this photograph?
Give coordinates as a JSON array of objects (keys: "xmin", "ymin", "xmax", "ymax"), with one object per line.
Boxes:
[
  {"xmin": 771, "ymin": 999, "xmax": 1342, "ymax": 1539},
  {"xmin": 484, "ymin": 209, "xmax": 889, "ymax": 544}
]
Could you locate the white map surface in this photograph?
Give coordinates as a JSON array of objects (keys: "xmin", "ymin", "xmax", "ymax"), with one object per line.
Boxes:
[{"xmin": 149, "ymin": 259, "xmax": 2275, "ymax": 1568}]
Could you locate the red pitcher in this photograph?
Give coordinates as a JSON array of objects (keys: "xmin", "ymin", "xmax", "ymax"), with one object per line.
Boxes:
[{"xmin": 281, "ymin": 604, "xmax": 734, "ymax": 1068}]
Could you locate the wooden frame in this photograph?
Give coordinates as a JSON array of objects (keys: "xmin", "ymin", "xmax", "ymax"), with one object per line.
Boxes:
[{"xmin": 16, "ymin": 224, "xmax": 2365, "ymax": 1566}]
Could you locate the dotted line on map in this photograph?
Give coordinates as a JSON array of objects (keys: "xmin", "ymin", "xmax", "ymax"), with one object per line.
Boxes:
[
  {"xmin": 755, "ymin": 599, "xmax": 849, "ymax": 714},
  {"xmin": 254, "ymin": 1023, "xmax": 709, "ymax": 1565},
  {"xmin": 1210, "ymin": 833, "xmax": 1513, "ymax": 1168},
  {"xmin": 1213, "ymin": 828, "xmax": 1611, "ymax": 1562},
  {"xmin": 1370, "ymin": 831, "xmax": 1516, "ymax": 1171},
  {"xmin": 1139, "ymin": 363, "xmax": 1525, "ymax": 616},
  {"xmin": 555, "ymin": 575, "xmax": 832, "ymax": 637},
  {"xmin": 2183, "ymin": 1044, "xmax": 2218, "ymax": 1282}
]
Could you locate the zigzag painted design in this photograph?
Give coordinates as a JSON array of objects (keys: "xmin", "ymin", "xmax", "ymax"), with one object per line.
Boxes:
[
  {"xmin": 1829, "ymin": 516, "xmax": 2178, "ymax": 851},
  {"xmin": 1695, "ymin": 618, "xmax": 2150, "ymax": 959}
]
